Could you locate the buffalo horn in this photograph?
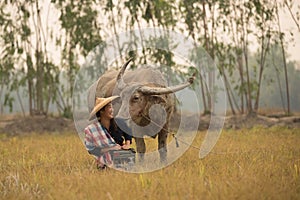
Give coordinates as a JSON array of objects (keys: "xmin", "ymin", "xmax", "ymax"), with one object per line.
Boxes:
[
  {"xmin": 138, "ymin": 73, "xmax": 196, "ymax": 95},
  {"xmin": 116, "ymin": 58, "xmax": 133, "ymax": 90}
]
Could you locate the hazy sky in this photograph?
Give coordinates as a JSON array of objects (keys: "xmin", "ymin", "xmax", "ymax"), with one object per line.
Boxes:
[
  {"xmin": 279, "ymin": 1, "xmax": 300, "ymax": 65},
  {"xmin": 11, "ymin": 0, "xmax": 300, "ymax": 67}
]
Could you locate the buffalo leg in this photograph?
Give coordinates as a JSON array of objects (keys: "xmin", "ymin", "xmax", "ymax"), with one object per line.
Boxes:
[
  {"xmin": 134, "ymin": 137, "xmax": 145, "ymax": 162},
  {"xmin": 158, "ymin": 128, "xmax": 168, "ymax": 163}
]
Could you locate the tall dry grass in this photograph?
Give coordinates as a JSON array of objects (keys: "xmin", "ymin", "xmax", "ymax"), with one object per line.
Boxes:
[{"xmin": 0, "ymin": 126, "xmax": 300, "ymax": 199}]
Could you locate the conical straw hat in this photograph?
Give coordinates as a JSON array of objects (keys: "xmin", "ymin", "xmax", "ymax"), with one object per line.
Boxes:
[{"xmin": 89, "ymin": 96, "xmax": 119, "ymax": 120}]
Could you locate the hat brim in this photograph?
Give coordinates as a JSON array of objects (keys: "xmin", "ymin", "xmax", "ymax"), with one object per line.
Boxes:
[{"xmin": 89, "ymin": 96, "xmax": 120, "ymax": 121}]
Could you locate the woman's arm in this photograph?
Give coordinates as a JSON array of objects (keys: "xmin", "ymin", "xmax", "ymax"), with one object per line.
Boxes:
[
  {"xmin": 87, "ymin": 145, "xmax": 121, "ymax": 156},
  {"xmin": 101, "ymin": 145, "xmax": 121, "ymax": 153},
  {"xmin": 84, "ymin": 126, "xmax": 121, "ymax": 156}
]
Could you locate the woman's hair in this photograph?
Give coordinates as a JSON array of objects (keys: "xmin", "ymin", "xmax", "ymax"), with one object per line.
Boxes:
[
  {"xmin": 95, "ymin": 104, "xmax": 107, "ymax": 119},
  {"xmin": 96, "ymin": 103, "xmax": 117, "ymax": 132}
]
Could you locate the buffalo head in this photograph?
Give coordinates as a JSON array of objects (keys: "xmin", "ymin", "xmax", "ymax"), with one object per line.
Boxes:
[{"xmin": 114, "ymin": 58, "xmax": 195, "ymax": 137}]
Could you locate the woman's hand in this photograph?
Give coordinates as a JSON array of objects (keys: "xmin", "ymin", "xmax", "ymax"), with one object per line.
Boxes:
[
  {"xmin": 122, "ymin": 140, "xmax": 131, "ymax": 150},
  {"xmin": 121, "ymin": 144, "xmax": 130, "ymax": 150}
]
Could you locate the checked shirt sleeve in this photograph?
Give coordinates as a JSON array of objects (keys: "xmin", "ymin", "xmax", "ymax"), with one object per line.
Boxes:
[
  {"xmin": 84, "ymin": 121, "xmax": 115, "ymax": 167},
  {"xmin": 84, "ymin": 129, "xmax": 101, "ymax": 156}
]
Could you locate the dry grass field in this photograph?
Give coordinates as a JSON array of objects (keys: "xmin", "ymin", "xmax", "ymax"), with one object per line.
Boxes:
[{"xmin": 0, "ymin": 126, "xmax": 300, "ymax": 200}]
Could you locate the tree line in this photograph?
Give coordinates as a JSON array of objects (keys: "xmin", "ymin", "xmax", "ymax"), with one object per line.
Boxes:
[{"xmin": 0, "ymin": 0, "xmax": 299, "ymax": 117}]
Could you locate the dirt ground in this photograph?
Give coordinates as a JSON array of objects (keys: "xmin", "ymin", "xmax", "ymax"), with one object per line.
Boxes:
[
  {"xmin": 0, "ymin": 113, "xmax": 299, "ymax": 136},
  {"xmin": 0, "ymin": 115, "xmax": 76, "ymax": 135},
  {"xmin": 223, "ymin": 114, "xmax": 300, "ymax": 129}
]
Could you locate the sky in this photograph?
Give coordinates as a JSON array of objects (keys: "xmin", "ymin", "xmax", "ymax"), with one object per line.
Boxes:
[
  {"xmin": 32, "ymin": 0, "xmax": 300, "ymax": 69},
  {"xmin": 279, "ymin": 1, "xmax": 300, "ymax": 67}
]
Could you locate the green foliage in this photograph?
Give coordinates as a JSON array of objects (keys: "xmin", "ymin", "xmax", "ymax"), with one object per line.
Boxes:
[
  {"xmin": 0, "ymin": 0, "xmax": 299, "ymax": 115},
  {"xmin": 260, "ymin": 43, "xmax": 300, "ymax": 111},
  {"xmin": 3, "ymin": 93, "xmax": 14, "ymax": 112}
]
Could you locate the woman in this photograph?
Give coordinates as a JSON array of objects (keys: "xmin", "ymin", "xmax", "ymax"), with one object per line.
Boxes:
[{"xmin": 84, "ymin": 96, "xmax": 132, "ymax": 169}]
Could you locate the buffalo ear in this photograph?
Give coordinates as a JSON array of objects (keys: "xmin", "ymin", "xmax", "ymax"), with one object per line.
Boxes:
[{"xmin": 149, "ymin": 95, "xmax": 167, "ymax": 104}]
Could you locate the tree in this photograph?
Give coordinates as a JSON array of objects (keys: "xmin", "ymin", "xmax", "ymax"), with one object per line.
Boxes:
[
  {"xmin": 0, "ymin": 0, "xmax": 59, "ymax": 115},
  {"xmin": 275, "ymin": 0, "xmax": 291, "ymax": 115},
  {"xmin": 53, "ymin": 0, "xmax": 102, "ymax": 117},
  {"xmin": 1, "ymin": 0, "xmax": 299, "ymax": 117},
  {"xmin": 253, "ymin": 1, "xmax": 275, "ymax": 112}
]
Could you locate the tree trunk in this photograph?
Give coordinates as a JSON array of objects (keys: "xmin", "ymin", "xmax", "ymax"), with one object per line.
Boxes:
[
  {"xmin": 254, "ymin": 32, "xmax": 271, "ymax": 112},
  {"xmin": 280, "ymin": 38, "xmax": 290, "ymax": 115},
  {"xmin": 242, "ymin": 19, "xmax": 253, "ymax": 115},
  {"xmin": 199, "ymin": 71, "xmax": 208, "ymax": 115},
  {"xmin": 272, "ymin": 48, "xmax": 286, "ymax": 112},
  {"xmin": 34, "ymin": 1, "xmax": 44, "ymax": 115},
  {"xmin": 16, "ymin": 88, "xmax": 25, "ymax": 117},
  {"xmin": 276, "ymin": 1, "xmax": 291, "ymax": 115},
  {"xmin": 201, "ymin": 0, "xmax": 212, "ymax": 114},
  {"xmin": 221, "ymin": 65, "xmax": 236, "ymax": 115},
  {"xmin": 237, "ymin": 55, "xmax": 245, "ymax": 114}
]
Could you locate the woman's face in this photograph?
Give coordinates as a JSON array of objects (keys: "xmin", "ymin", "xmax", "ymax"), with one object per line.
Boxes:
[{"xmin": 101, "ymin": 103, "xmax": 114, "ymax": 120}]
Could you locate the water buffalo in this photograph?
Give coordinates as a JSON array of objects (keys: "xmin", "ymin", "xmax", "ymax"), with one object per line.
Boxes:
[{"xmin": 88, "ymin": 58, "xmax": 195, "ymax": 163}]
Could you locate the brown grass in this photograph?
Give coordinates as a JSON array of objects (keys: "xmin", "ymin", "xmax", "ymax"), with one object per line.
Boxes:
[{"xmin": 0, "ymin": 126, "xmax": 300, "ymax": 199}]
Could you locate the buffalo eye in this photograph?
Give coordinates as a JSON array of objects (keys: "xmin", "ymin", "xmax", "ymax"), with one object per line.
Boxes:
[{"xmin": 132, "ymin": 94, "xmax": 140, "ymax": 102}]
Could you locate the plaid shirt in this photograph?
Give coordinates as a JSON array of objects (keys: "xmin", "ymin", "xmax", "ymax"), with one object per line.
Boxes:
[{"xmin": 84, "ymin": 121, "xmax": 116, "ymax": 167}]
